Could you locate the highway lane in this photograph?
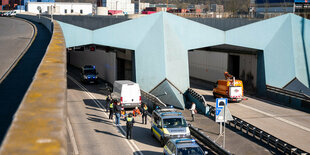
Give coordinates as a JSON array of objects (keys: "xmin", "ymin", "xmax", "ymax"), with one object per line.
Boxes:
[
  {"xmin": 67, "ymin": 66, "xmax": 163, "ymax": 155},
  {"xmin": 190, "ymin": 79, "xmax": 310, "ymax": 153},
  {"xmin": 0, "ymin": 17, "xmax": 34, "ymax": 82}
]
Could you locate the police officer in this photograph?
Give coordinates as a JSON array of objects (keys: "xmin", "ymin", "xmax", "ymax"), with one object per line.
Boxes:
[
  {"xmin": 126, "ymin": 113, "xmax": 135, "ymax": 139},
  {"xmin": 141, "ymin": 104, "xmax": 148, "ymax": 124},
  {"xmin": 106, "ymin": 95, "xmax": 111, "ymax": 112},
  {"xmin": 109, "ymin": 100, "xmax": 115, "ymax": 120}
]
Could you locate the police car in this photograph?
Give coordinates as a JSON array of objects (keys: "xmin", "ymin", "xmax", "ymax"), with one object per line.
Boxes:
[
  {"xmin": 163, "ymin": 139, "xmax": 206, "ymax": 155},
  {"xmin": 151, "ymin": 106, "xmax": 191, "ymax": 146},
  {"xmin": 80, "ymin": 65, "xmax": 98, "ymax": 83}
]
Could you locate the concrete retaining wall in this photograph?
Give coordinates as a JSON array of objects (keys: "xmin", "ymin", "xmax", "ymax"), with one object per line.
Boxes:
[
  {"xmin": 17, "ymin": 14, "xmax": 53, "ymax": 33},
  {"xmin": 0, "ymin": 16, "xmax": 68, "ymax": 154}
]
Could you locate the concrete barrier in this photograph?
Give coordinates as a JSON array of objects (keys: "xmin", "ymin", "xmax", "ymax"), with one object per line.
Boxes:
[
  {"xmin": 17, "ymin": 14, "xmax": 53, "ymax": 33},
  {"xmin": 0, "ymin": 17, "xmax": 67, "ymax": 154}
]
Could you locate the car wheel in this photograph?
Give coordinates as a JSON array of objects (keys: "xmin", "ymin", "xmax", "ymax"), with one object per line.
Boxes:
[
  {"xmin": 160, "ymin": 138, "xmax": 165, "ymax": 146},
  {"xmin": 151, "ymin": 128, "xmax": 155, "ymax": 138}
]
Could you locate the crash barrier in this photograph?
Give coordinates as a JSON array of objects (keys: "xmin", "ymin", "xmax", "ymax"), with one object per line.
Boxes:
[
  {"xmin": 187, "ymin": 88, "xmax": 309, "ymax": 155},
  {"xmin": 189, "ymin": 125, "xmax": 231, "ymax": 155},
  {"xmin": 0, "ymin": 18, "xmax": 67, "ymax": 154},
  {"xmin": 266, "ymin": 85, "xmax": 310, "ymax": 112},
  {"xmin": 141, "ymin": 89, "xmax": 167, "ymax": 112},
  {"xmin": 17, "ymin": 14, "xmax": 53, "ymax": 33}
]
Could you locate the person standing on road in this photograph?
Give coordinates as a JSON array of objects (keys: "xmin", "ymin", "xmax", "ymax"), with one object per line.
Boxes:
[
  {"xmin": 109, "ymin": 100, "xmax": 114, "ymax": 120},
  {"xmin": 106, "ymin": 95, "xmax": 111, "ymax": 112},
  {"xmin": 141, "ymin": 104, "xmax": 148, "ymax": 124},
  {"xmin": 126, "ymin": 113, "xmax": 135, "ymax": 139},
  {"xmin": 114, "ymin": 101, "xmax": 122, "ymax": 126},
  {"xmin": 190, "ymin": 102, "xmax": 196, "ymax": 122}
]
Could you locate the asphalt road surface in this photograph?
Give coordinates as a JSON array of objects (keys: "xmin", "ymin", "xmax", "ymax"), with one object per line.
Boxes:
[
  {"xmin": 67, "ymin": 66, "xmax": 163, "ymax": 155},
  {"xmin": 0, "ymin": 17, "xmax": 34, "ymax": 81}
]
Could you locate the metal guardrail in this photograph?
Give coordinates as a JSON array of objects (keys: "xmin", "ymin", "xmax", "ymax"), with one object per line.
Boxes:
[
  {"xmin": 189, "ymin": 125, "xmax": 231, "ymax": 155},
  {"xmin": 188, "ymin": 88, "xmax": 309, "ymax": 155},
  {"xmin": 141, "ymin": 89, "xmax": 166, "ymax": 107},
  {"xmin": 266, "ymin": 85, "xmax": 310, "ymax": 102}
]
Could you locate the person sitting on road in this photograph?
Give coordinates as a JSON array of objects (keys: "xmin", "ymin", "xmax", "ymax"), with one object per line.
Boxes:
[
  {"xmin": 121, "ymin": 107, "xmax": 127, "ymax": 120},
  {"xmin": 132, "ymin": 107, "xmax": 141, "ymax": 117}
]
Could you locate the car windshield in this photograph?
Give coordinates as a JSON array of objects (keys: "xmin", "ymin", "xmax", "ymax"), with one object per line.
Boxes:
[
  {"xmin": 84, "ymin": 69, "xmax": 96, "ymax": 75},
  {"xmin": 163, "ymin": 118, "xmax": 187, "ymax": 128},
  {"xmin": 177, "ymin": 147, "xmax": 204, "ymax": 155}
]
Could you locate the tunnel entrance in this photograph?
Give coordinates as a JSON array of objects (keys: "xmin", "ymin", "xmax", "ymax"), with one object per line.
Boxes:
[
  {"xmin": 116, "ymin": 49, "xmax": 135, "ymax": 81},
  {"xmin": 228, "ymin": 55, "xmax": 240, "ymax": 79},
  {"xmin": 188, "ymin": 44, "xmax": 262, "ymax": 94},
  {"xmin": 67, "ymin": 45, "xmax": 135, "ymax": 84}
]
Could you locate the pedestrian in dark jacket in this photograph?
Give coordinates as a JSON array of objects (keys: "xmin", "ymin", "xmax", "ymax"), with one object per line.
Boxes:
[
  {"xmin": 106, "ymin": 95, "xmax": 111, "ymax": 112},
  {"xmin": 109, "ymin": 100, "xmax": 115, "ymax": 120},
  {"xmin": 126, "ymin": 113, "xmax": 135, "ymax": 139},
  {"xmin": 141, "ymin": 104, "xmax": 148, "ymax": 124},
  {"xmin": 114, "ymin": 101, "xmax": 122, "ymax": 126}
]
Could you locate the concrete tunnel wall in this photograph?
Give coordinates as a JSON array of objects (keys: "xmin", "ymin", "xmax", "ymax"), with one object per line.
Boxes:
[{"xmin": 0, "ymin": 15, "xmax": 68, "ymax": 154}]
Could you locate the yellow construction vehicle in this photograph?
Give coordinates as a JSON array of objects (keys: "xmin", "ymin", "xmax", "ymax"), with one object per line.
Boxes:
[{"xmin": 213, "ymin": 72, "xmax": 244, "ymax": 102}]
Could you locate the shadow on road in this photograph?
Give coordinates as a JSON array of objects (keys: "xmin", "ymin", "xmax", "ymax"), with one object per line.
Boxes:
[
  {"xmin": 94, "ymin": 129, "xmax": 123, "ymax": 138},
  {"xmin": 119, "ymin": 125, "xmax": 162, "ymax": 147},
  {"xmin": 134, "ymin": 150, "xmax": 161, "ymax": 155},
  {"xmin": 83, "ymin": 99, "xmax": 108, "ymax": 111}
]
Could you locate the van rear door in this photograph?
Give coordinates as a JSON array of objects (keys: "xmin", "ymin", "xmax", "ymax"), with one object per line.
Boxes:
[{"xmin": 121, "ymin": 84, "xmax": 141, "ymax": 105}]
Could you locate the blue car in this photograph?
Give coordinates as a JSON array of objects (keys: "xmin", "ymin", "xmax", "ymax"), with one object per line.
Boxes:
[{"xmin": 163, "ymin": 138, "xmax": 207, "ymax": 155}]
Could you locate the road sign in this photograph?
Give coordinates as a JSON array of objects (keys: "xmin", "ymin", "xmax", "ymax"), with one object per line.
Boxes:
[{"xmin": 216, "ymin": 98, "xmax": 233, "ymax": 122}]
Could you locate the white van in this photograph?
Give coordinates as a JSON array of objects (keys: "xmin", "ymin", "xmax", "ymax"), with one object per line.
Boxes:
[{"xmin": 112, "ymin": 80, "xmax": 141, "ymax": 108}]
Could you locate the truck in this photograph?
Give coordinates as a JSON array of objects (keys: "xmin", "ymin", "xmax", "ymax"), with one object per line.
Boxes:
[
  {"xmin": 213, "ymin": 72, "xmax": 244, "ymax": 102},
  {"xmin": 111, "ymin": 80, "xmax": 141, "ymax": 108}
]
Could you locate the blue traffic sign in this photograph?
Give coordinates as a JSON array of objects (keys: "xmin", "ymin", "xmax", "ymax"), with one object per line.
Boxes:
[{"xmin": 216, "ymin": 98, "xmax": 228, "ymax": 116}]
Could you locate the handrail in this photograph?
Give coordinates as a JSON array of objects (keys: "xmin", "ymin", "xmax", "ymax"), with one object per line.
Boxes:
[
  {"xmin": 141, "ymin": 89, "xmax": 166, "ymax": 107},
  {"xmin": 266, "ymin": 85, "xmax": 310, "ymax": 101}
]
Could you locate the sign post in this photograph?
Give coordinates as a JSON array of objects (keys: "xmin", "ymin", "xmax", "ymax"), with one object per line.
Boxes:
[{"xmin": 215, "ymin": 98, "xmax": 233, "ymax": 149}]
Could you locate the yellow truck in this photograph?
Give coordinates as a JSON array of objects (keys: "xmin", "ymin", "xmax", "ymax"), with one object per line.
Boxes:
[{"xmin": 213, "ymin": 72, "xmax": 244, "ymax": 102}]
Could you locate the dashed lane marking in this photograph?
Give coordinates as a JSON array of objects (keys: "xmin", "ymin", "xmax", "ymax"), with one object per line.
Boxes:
[{"xmin": 68, "ymin": 75, "xmax": 143, "ymax": 155}]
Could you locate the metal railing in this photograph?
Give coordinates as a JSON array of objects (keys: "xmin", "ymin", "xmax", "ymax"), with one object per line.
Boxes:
[
  {"xmin": 266, "ymin": 85, "xmax": 310, "ymax": 102},
  {"xmin": 188, "ymin": 88, "xmax": 309, "ymax": 155},
  {"xmin": 189, "ymin": 125, "xmax": 231, "ymax": 155},
  {"xmin": 141, "ymin": 89, "xmax": 166, "ymax": 108}
]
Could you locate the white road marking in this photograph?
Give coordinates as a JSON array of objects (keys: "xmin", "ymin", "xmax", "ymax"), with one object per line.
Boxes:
[
  {"xmin": 68, "ymin": 75, "xmax": 143, "ymax": 155},
  {"xmin": 67, "ymin": 117, "xmax": 79, "ymax": 155},
  {"xmin": 239, "ymin": 103, "xmax": 310, "ymax": 132}
]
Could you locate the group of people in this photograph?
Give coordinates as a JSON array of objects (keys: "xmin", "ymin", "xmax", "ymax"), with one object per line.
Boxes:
[
  {"xmin": 105, "ymin": 95, "xmax": 149, "ymax": 139},
  {"xmin": 105, "ymin": 95, "xmax": 197, "ymax": 140}
]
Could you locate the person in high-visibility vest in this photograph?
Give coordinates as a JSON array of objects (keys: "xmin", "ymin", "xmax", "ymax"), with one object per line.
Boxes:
[
  {"xmin": 141, "ymin": 104, "xmax": 148, "ymax": 124},
  {"xmin": 109, "ymin": 100, "xmax": 114, "ymax": 120},
  {"xmin": 126, "ymin": 113, "xmax": 135, "ymax": 139}
]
